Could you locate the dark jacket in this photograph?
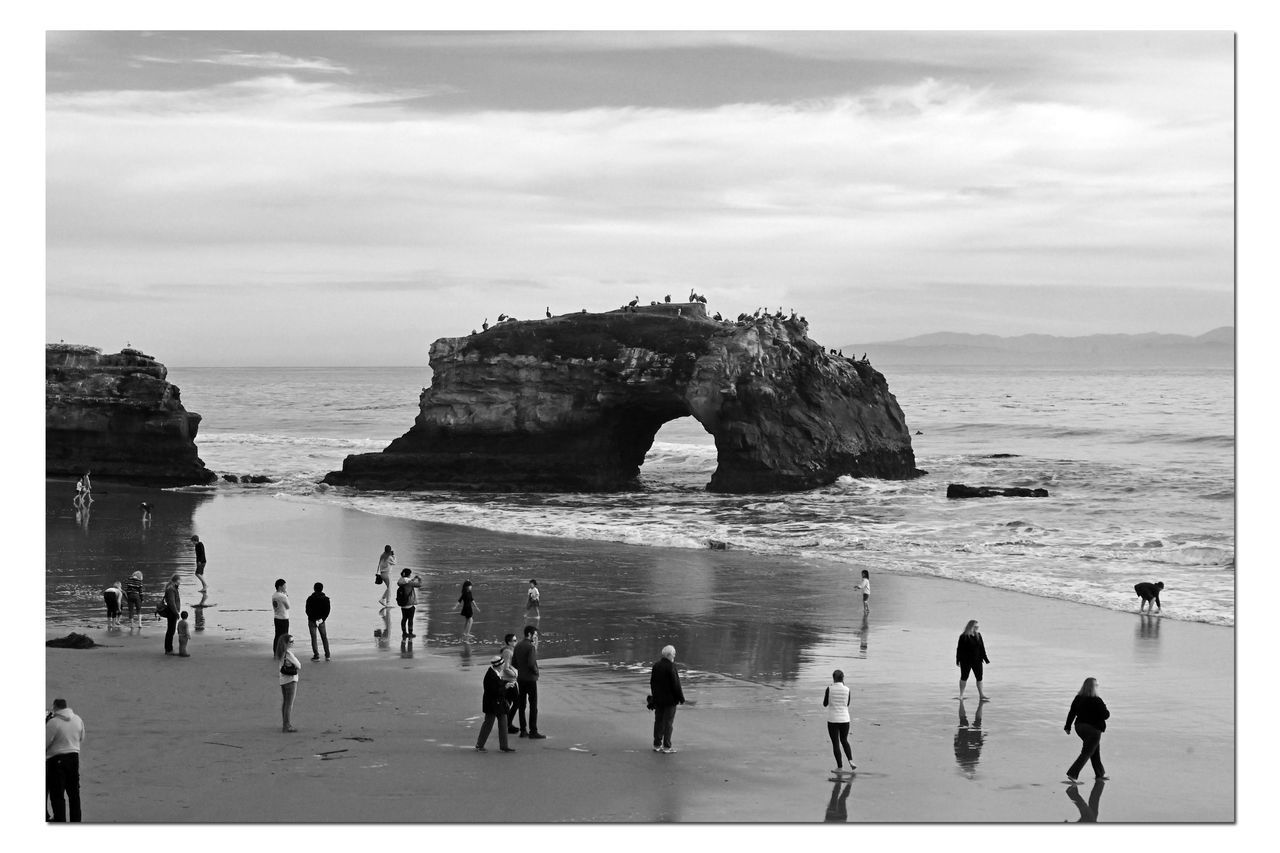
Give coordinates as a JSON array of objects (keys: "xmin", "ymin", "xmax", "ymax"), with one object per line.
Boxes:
[
  {"xmin": 482, "ymin": 666, "xmax": 507, "ymax": 715},
  {"xmin": 649, "ymin": 656, "xmax": 685, "ymax": 707},
  {"xmin": 163, "ymin": 582, "xmax": 181, "ymax": 616},
  {"xmin": 1134, "ymin": 582, "xmax": 1162, "ymax": 604},
  {"xmin": 305, "ymin": 591, "xmax": 331, "ymax": 622},
  {"xmin": 513, "ymin": 638, "xmax": 539, "ymax": 682},
  {"xmin": 956, "ymin": 633, "xmax": 990, "ymax": 666},
  {"xmin": 1065, "ymin": 694, "xmax": 1110, "ymax": 732}
]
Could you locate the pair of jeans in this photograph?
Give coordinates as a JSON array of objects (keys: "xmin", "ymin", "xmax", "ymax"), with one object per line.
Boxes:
[
  {"xmin": 46, "ymin": 753, "xmax": 81, "ymax": 822},
  {"xmin": 164, "ymin": 612, "xmax": 178, "ymax": 652},
  {"xmin": 653, "ymin": 704, "xmax": 677, "ymax": 749},
  {"xmin": 827, "ymin": 721, "xmax": 852, "ymax": 766},
  {"xmin": 308, "ymin": 619, "xmax": 330, "ymax": 658},
  {"xmin": 274, "ymin": 618, "xmax": 289, "ymax": 648},
  {"xmin": 476, "ymin": 698, "xmax": 510, "ymax": 750},
  {"xmin": 513, "ymin": 679, "xmax": 539, "ymax": 733},
  {"xmin": 1067, "ymin": 722, "xmax": 1105, "ymax": 778},
  {"xmin": 400, "ymin": 606, "xmax": 415, "ymax": 636}
]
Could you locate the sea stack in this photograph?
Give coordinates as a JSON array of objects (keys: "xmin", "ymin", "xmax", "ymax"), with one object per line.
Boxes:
[
  {"xmin": 325, "ymin": 304, "xmax": 922, "ymax": 493},
  {"xmin": 46, "ymin": 344, "xmax": 216, "ymax": 486}
]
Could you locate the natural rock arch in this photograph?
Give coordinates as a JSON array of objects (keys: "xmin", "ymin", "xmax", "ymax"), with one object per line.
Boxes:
[{"xmin": 325, "ymin": 304, "xmax": 922, "ymax": 493}]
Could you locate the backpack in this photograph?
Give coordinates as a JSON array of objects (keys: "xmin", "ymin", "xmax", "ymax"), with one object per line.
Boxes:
[{"xmin": 396, "ymin": 582, "xmax": 412, "ymax": 607}]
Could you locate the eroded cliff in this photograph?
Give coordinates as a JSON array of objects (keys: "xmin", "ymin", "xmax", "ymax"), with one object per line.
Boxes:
[
  {"xmin": 325, "ymin": 305, "xmax": 921, "ymax": 493},
  {"xmin": 46, "ymin": 344, "xmax": 215, "ymax": 486}
]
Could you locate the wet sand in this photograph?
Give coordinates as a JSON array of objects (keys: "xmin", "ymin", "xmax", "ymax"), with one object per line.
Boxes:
[{"xmin": 43, "ymin": 484, "xmax": 1234, "ymax": 823}]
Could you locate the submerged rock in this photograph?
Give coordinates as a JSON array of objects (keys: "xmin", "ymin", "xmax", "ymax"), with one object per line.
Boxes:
[
  {"xmin": 326, "ymin": 305, "xmax": 921, "ymax": 493},
  {"xmin": 947, "ymin": 484, "xmax": 1049, "ymax": 499},
  {"xmin": 46, "ymin": 344, "xmax": 215, "ymax": 486}
]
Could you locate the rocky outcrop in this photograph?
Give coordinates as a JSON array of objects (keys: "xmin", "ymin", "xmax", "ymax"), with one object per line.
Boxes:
[
  {"xmin": 947, "ymin": 484, "xmax": 1049, "ymax": 499},
  {"xmin": 326, "ymin": 305, "xmax": 922, "ymax": 493},
  {"xmin": 46, "ymin": 344, "xmax": 215, "ymax": 486}
]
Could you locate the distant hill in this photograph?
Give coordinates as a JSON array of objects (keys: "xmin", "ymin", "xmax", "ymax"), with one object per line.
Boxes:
[{"xmin": 841, "ymin": 328, "xmax": 1234, "ymax": 368}]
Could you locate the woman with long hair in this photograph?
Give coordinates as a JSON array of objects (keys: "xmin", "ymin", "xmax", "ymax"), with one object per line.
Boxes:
[
  {"xmin": 275, "ymin": 633, "xmax": 301, "ymax": 732},
  {"xmin": 1064, "ymin": 677, "xmax": 1110, "ymax": 783},
  {"xmin": 458, "ymin": 580, "xmax": 478, "ymax": 640},
  {"xmin": 822, "ymin": 669, "xmax": 855, "ymax": 774},
  {"xmin": 396, "ymin": 568, "xmax": 421, "ymax": 638},
  {"xmin": 955, "ymin": 619, "xmax": 990, "ymax": 701},
  {"xmin": 376, "ymin": 545, "xmax": 396, "ymax": 607}
]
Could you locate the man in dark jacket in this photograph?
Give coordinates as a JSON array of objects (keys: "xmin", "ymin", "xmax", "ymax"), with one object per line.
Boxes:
[
  {"xmin": 649, "ymin": 644, "xmax": 685, "ymax": 753},
  {"xmin": 512, "ymin": 625, "xmax": 545, "ymax": 739},
  {"xmin": 305, "ymin": 582, "xmax": 332, "ymax": 661},
  {"xmin": 1134, "ymin": 581, "xmax": 1164, "ymax": 613},
  {"xmin": 476, "ymin": 655, "xmax": 515, "ymax": 752}
]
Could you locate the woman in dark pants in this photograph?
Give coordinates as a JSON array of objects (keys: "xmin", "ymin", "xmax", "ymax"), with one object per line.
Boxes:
[
  {"xmin": 956, "ymin": 619, "xmax": 990, "ymax": 701},
  {"xmin": 1064, "ymin": 676, "xmax": 1110, "ymax": 783}
]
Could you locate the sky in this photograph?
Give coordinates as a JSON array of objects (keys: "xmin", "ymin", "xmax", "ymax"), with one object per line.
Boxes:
[{"xmin": 45, "ymin": 30, "xmax": 1235, "ymax": 366}]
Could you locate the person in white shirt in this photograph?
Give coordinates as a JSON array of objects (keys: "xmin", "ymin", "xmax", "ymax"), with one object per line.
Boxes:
[
  {"xmin": 858, "ymin": 570, "xmax": 870, "ymax": 614},
  {"xmin": 272, "ymin": 579, "xmax": 291, "ymax": 650},
  {"xmin": 376, "ymin": 545, "xmax": 396, "ymax": 607},
  {"xmin": 822, "ymin": 670, "xmax": 855, "ymax": 774},
  {"xmin": 46, "ymin": 698, "xmax": 85, "ymax": 821}
]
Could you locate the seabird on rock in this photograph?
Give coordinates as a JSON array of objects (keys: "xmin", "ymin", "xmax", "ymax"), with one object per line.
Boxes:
[
  {"xmin": 482, "ymin": 318, "xmax": 489, "ymax": 331},
  {"xmin": 546, "ymin": 307, "xmax": 552, "ymax": 318},
  {"xmin": 628, "ymin": 296, "xmax": 639, "ymax": 308},
  {"xmin": 497, "ymin": 313, "xmax": 507, "ymax": 322},
  {"xmin": 664, "ymin": 294, "xmax": 671, "ymax": 303}
]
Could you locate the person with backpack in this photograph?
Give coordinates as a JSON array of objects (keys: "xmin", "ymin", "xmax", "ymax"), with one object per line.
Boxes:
[{"xmin": 396, "ymin": 568, "xmax": 422, "ymax": 639}]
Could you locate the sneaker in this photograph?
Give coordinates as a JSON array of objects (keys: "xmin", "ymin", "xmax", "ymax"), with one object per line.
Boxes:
[
  {"xmin": 660, "ymin": 747, "xmax": 677, "ymax": 754},
  {"xmin": 507, "ymin": 726, "xmax": 520, "ymax": 734},
  {"xmin": 518, "ymin": 731, "xmax": 527, "ymax": 738},
  {"xmin": 1064, "ymin": 775, "xmax": 1080, "ymax": 785},
  {"xmin": 324, "ymin": 656, "xmax": 331, "ymax": 661},
  {"xmin": 500, "ymin": 747, "xmax": 517, "ymax": 753},
  {"xmin": 311, "ymin": 655, "xmax": 320, "ymax": 661},
  {"xmin": 527, "ymin": 732, "xmax": 546, "ymax": 739},
  {"xmin": 653, "ymin": 745, "xmax": 662, "ymax": 752},
  {"xmin": 475, "ymin": 746, "xmax": 487, "ymax": 752}
]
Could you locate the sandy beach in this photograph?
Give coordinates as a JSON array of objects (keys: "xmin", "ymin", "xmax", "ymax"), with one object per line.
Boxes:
[{"xmin": 43, "ymin": 483, "xmax": 1234, "ymax": 825}]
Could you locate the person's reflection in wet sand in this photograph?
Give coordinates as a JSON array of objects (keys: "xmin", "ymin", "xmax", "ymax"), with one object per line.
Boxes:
[
  {"xmin": 954, "ymin": 698, "xmax": 985, "ymax": 778},
  {"xmin": 1137, "ymin": 613, "xmax": 1161, "ymax": 641},
  {"xmin": 376, "ymin": 608, "xmax": 392, "ymax": 650},
  {"xmin": 193, "ymin": 591, "xmax": 208, "ymax": 632},
  {"xmin": 75, "ymin": 503, "xmax": 91, "ymax": 531},
  {"xmin": 1065, "ymin": 779, "xmax": 1105, "ymax": 822},
  {"xmin": 400, "ymin": 637, "xmax": 415, "ymax": 658},
  {"xmin": 858, "ymin": 611, "xmax": 869, "ymax": 656},
  {"xmin": 823, "ymin": 779, "xmax": 853, "ymax": 822}
]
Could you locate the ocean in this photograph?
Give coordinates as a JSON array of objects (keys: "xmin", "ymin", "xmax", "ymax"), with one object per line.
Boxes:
[{"xmin": 162, "ymin": 363, "xmax": 1235, "ymax": 628}]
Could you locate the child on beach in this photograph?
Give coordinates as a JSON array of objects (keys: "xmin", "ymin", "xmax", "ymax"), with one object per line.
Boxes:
[
  {"xmin": 124, "ymin": 571, "xmax": 144, "ymax": 629},
  {"xmin": 956, "ymin": 619, "xmax": 990, "ymax": 702},
  {"xmin": 857, "ymin": 570, "xmax": 870, "ymax": 614},
  {"xmin": 458, "ymin": 580, "xmax": 478, "ymax": 639},
  {"xmin": 377, "ymin": 545, "xmax": 396, "ymax": 607},
  {"xmin": 526, "ymin": 579, "xmax": 541, "ymax": 619},
  {"xmin": 177, "ymin": 611, "xmax": 191, "ymax": 656},
  {"xmin": 822, "ymin": 669, "xmax": 855, "ymax": 773},
  {"xmin": 139, "ymin": 502, "xmax": 153, "ymax": 522},
  {"xmin": 190, "ymin": 536, "xmax": 207, "ymax": 592},
  {"xmin": 103, "ymin": 582, "xmax": 123, "ymax": 627},
  {"xmin": 1134, "ymin": 581, "xmax": 1164, "ymax": 613}
]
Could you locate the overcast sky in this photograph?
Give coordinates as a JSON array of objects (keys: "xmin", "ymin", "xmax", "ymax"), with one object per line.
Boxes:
[{"xmin": 45, "ymin": 31, "xmax": 1234, "ymax": 366}]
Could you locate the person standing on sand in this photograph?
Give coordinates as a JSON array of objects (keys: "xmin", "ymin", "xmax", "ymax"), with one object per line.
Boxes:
[
  {"xmin": 458, "ymin": 579, "xmax": 478, "ymax": 639},
  {"xmin": 822, "ymin": 669, "xmax": 855, "ymax": 773},
  {"xmin": 139, "ymin": 502, "xmax": 152, "ymax": 523},
  {"xmin": 1064, "ymin": 677, "xmax": 1110, "ymax": 784},
  {"xmin": 857, "ymin": 570, "xmax": 870, "ymax": 614},
  {"xmin": 124, "ymin": 571, "xmax": 144, "ymax": 629},
  {"xmin": 305, "ymin": 582, "xmax": 331, "ymax": 661},
  {"xmin": 176, "ymin": 610, "xmax": 191, "ymax": 656},
  {"xmin": 475, "ymin": 654, "xmax": 515, "ymax": 752},
  {"xmin": 162, "ymin": 574, "xmax": 181, "ymax": 655},
  {"xmin": 376, "ymin": 545, "xmax": 396, "ymax": 607},
  {"xmin": 1134, "ymin": 581, "xmax": 1164, "ymax": 613},
  {"xmin": 525, "ymin": 579, "xmax": 541, "ymax": 620},
  {"xmin": 649, "ymin": 644, "xmax": 685, "ymax": 754},
  {"xmin": 499, "ymin": 644, "xmax": 520, "ymax": 734},
  {"xmin": 513, "ymin": 625, "xmax": 545, "ymax": 739},
  {"xmin": 46, "ymin": 698, "xmax": 85, "ymax": 822},
  {"xmin": 956, "ymin": 619, "xmax": 990, "ymax": 701},
  {"xmin": 396, "ymin": 568, "xmax": 422, "ymax": 638},
  {"xmin": 103, "ymin": 581, "xmax": 123, "ymax": 627},
  {"xmin": 190, "ymin": 535, "xmax": 207, "ymax": 592},
  {"xmin": 272, "ymin": 579, "xmax": 291, "ymax": 648},
  {"xmin": 275, "ymin": 634, "xmax": 301, "ymax": 732}
]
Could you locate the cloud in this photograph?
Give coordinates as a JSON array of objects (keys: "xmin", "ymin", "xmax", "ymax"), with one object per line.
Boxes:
[{"xmin": 193, "ymin": 50, "xmax": 352, "ymax": 75}]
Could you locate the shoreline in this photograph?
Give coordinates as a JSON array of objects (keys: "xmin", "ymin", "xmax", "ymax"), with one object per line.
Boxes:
[{"xmin": 43, "ymin": 485, "xmax": 1234, "ymax": 824}]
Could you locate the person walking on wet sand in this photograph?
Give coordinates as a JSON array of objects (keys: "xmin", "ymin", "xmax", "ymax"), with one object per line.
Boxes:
[
  {"xmin": 1134, "ymin": 581, "xmax": 1164, "ymax": 613},
  {"xmin": 475, "ymin": 654, "xmax": 515, "ymax": 752},
  {"xmin": 124, "ymin": 571, "xmax": 144, "ymax": 629},
  {"xmin": 525, "ymin": 579, "xmax": 541, "ymax": 620},
  {"xmin": 190, "ymin": 536, "xmax": 207, "ymax": 592},
  {"xmin": 1064, "ymin": 677, "xmax": 1110, "ymax": 783},
  {"xmin": 162, "ymin": 574, "xmax": 181, "ymax": 655},
  {"xmin": 305, "ymin": 582, "xmax": 332, "ymax": 661},
  {"xmin": 376, "ymin": 545, "xmax": 396, "ymax": 607},
  {"xmin": 823, "ymin": 669, "xmax": 855, "ymax": 773},
  {"xmin": 650, "ymin": 644, "xmax": 685, "ymax": 753},
  {"xmin": 275, "ymin": 634, "xmax": 301, "ymax": 732},
  {"xmin": 956, "ymin": 619, "xmax": 990, "ymax": 701},
  {"xmin": 458, "ymin": 580, "xmax": 478, "ymax": 639}
]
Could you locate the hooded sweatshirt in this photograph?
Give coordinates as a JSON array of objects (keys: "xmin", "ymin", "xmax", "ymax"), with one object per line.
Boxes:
[{"xmin": 46, "ymin": 707, "xmax": 85, "ymax": 759}]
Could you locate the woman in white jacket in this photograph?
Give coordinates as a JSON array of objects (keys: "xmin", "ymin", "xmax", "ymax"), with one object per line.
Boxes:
[{"xmin": 822, "ymin": 669, "xmax": 855, "ymax": 774}]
